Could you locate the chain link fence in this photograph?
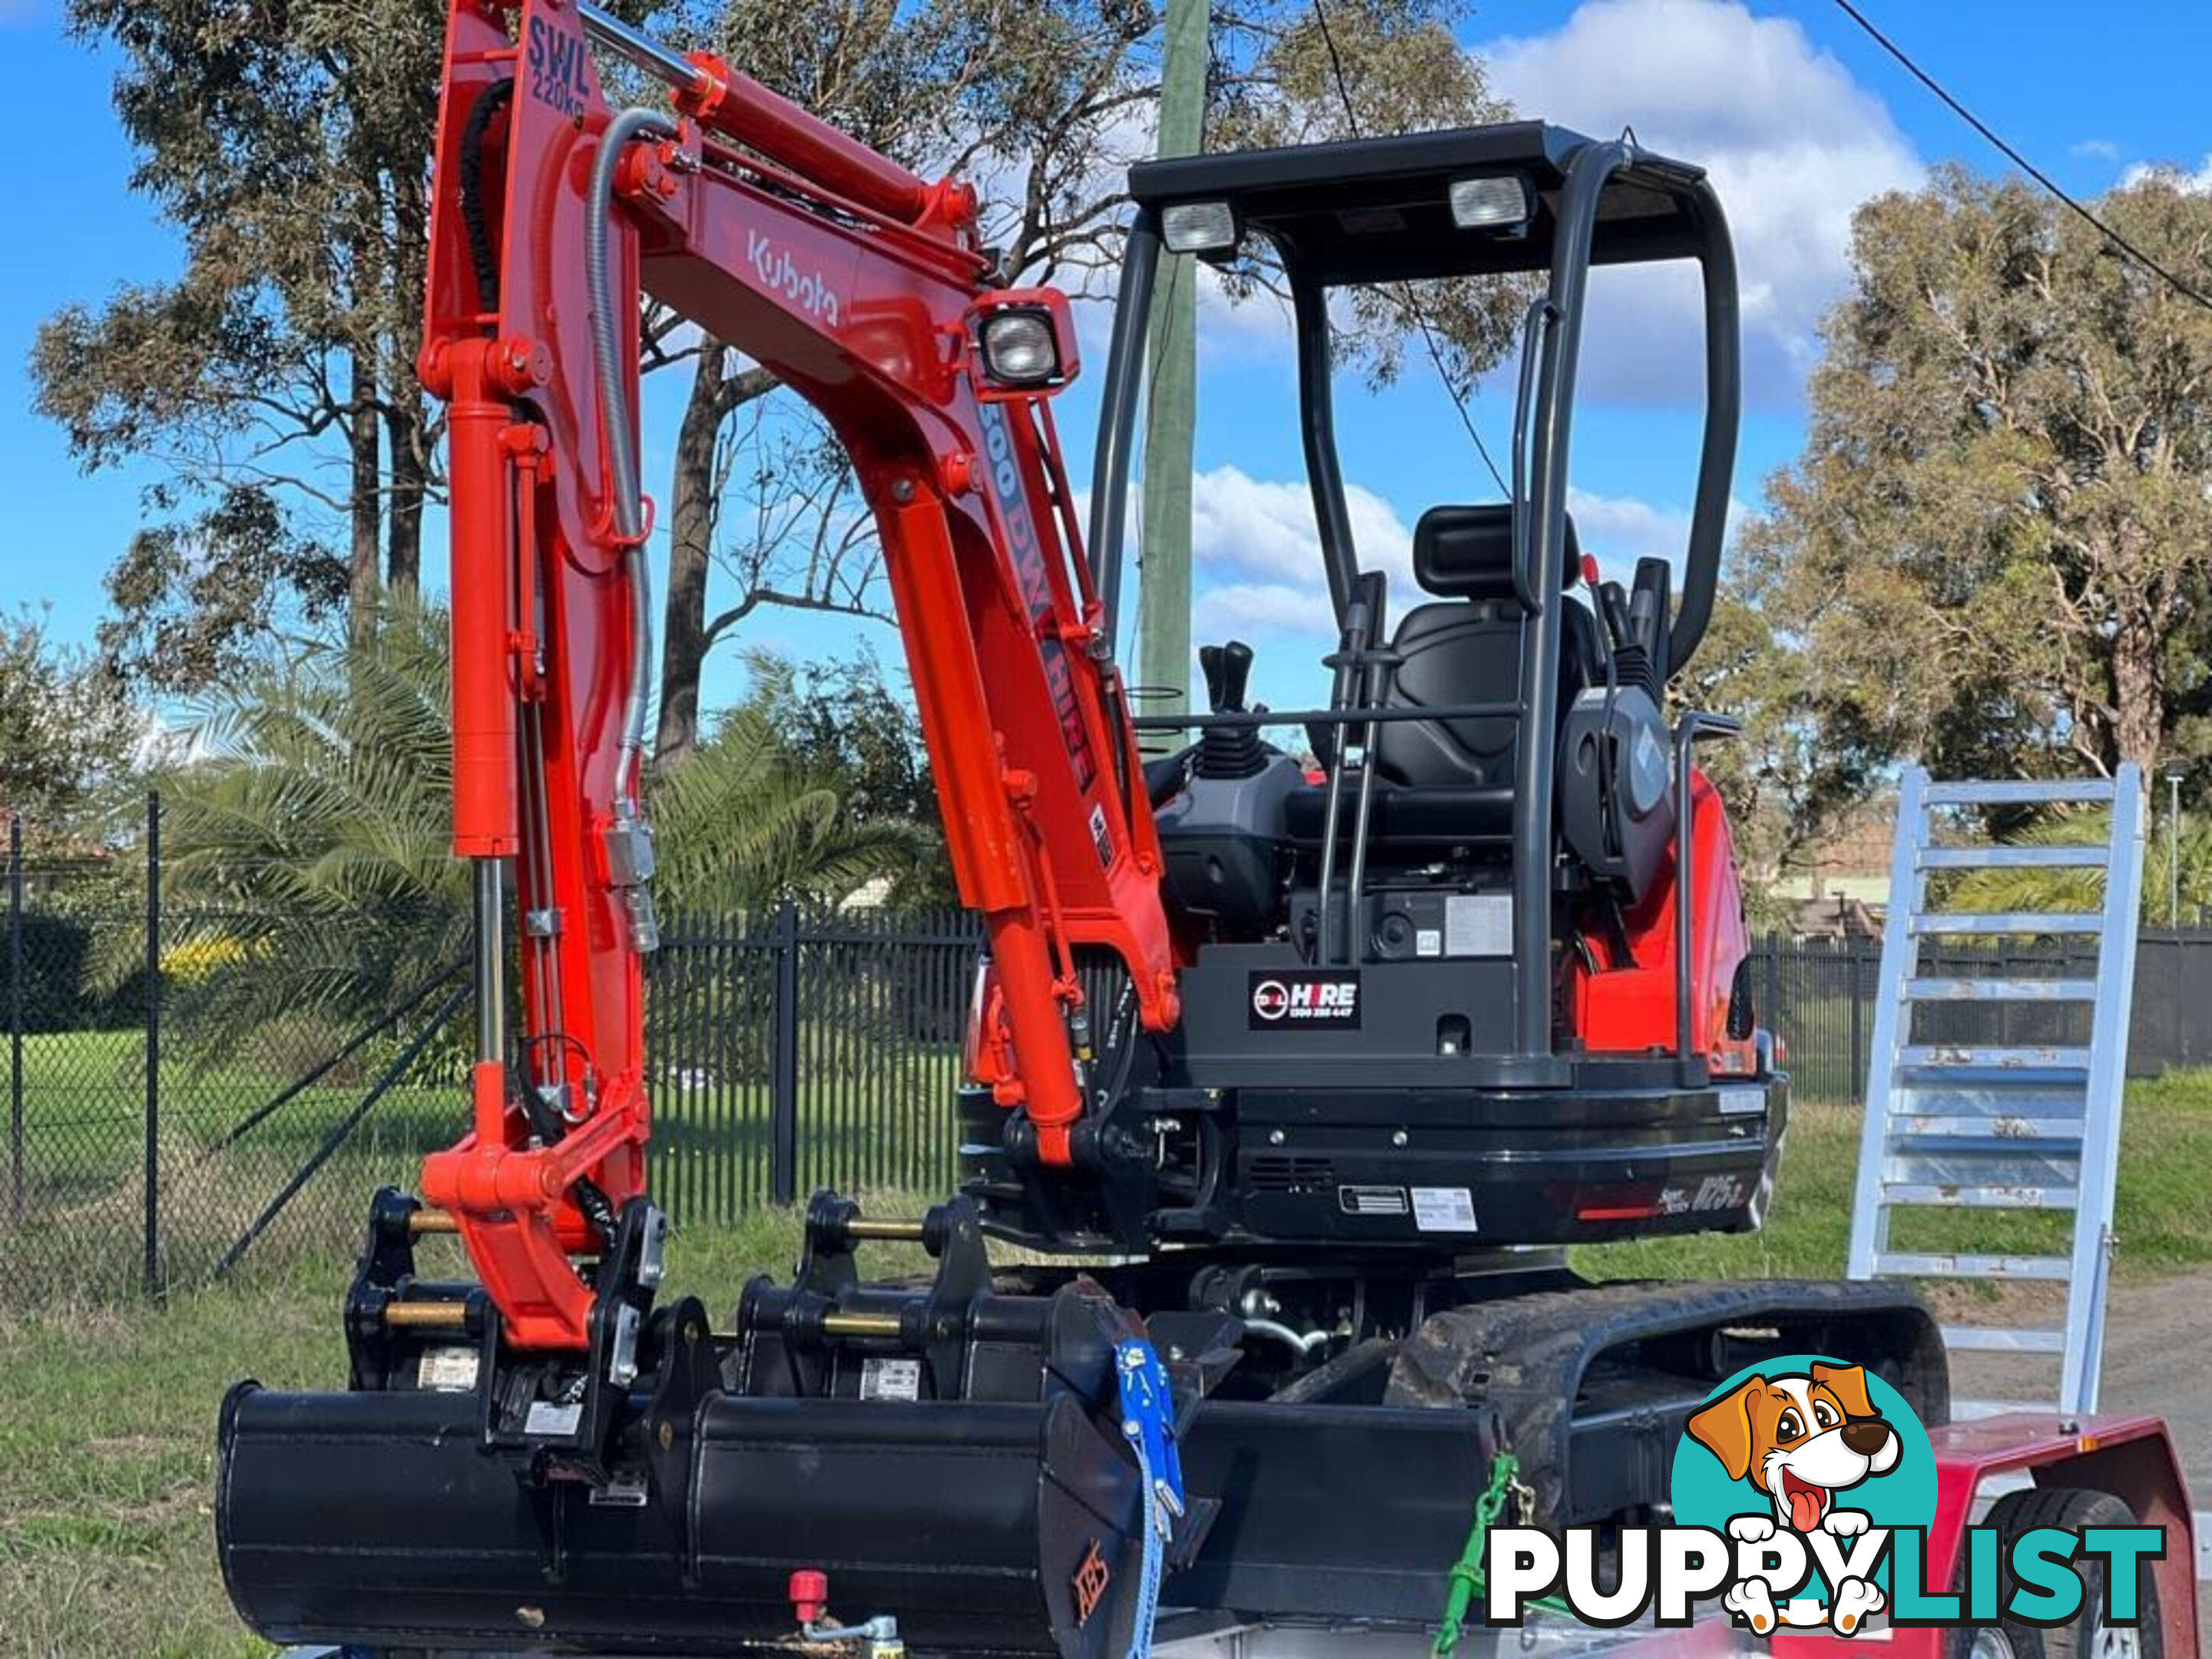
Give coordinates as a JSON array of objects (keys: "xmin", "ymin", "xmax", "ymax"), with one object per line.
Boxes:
[
  {"xmin": 2, "ymin": 801, "xmax": 979, "ymax": 1306},
  {"xmin": 6, "ymin": 804, "xmax": 471, "ymax": 1301},
  {"xmin": 8, "ymin": 798, "xmax": 2209, "ymax": 1310}
]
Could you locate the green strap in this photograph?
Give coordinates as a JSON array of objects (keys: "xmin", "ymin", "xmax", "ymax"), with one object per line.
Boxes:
[{"xmin": 1433, "ymin": 1452, "xmax": 1576, "ymax": 1654}]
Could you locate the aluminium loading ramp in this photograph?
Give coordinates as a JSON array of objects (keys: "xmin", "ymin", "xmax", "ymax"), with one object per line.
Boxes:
[{"xmin": 1846, "ymin": 765, "xmax": 2146, "ymax": 1418}]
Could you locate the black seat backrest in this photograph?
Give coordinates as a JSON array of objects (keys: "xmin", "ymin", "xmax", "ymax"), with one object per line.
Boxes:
[{"xmin": 1373, "ymin": 504, "xmax": 1598, "ymax": 790}]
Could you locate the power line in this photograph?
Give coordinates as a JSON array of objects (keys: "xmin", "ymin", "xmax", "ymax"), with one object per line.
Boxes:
[
  {"xmin": 1306, "ymin": 0, "xmax": 1512, "ymax": 497},
  {"xmin": 1832, "ymin": 0, "xmax": 2212, "ymax": 316}
]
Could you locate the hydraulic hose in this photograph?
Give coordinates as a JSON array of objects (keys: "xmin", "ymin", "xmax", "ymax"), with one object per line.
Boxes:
[
  {"xmin": 457, "ymin": 79, "xmax": 515, "ymax": 320},
  {"xmin": 1241, "ymin": 1318, "xmax": 1333, "ymax": 1357},
  {"xmin": 586, "ymin": 108, "xmax": 677, "ymax": 833}
]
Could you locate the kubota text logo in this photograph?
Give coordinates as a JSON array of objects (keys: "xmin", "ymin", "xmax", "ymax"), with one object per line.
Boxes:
[{"xmin": 748, "ymin": 230, "xmax": 840, "ymax": 327}]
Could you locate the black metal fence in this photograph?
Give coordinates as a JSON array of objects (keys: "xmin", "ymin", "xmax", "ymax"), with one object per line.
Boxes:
[
  {"xmin": 646, "ymin": 902, "xmax": 977, "ymax": 1226},
  {"xmin": 1747, "ymin": 931, "xmax": 2212, "ymax": 1100},
  {"xmin": 8, "ymin": 798, "xmax": 2210, "ymax": 1306}
]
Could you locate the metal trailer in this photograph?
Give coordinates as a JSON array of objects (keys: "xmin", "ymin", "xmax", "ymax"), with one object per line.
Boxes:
[
  {"xmin": 1180, "ymin": 1412, "xmax": 2204, "ymax": 1659},
  {"xmin": 273, "ymin": 1414, "xmax": 2197, "ymax": 1659}
]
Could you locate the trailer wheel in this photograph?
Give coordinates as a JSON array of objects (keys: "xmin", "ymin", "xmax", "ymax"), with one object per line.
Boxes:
[{"xmin": 1982, "ymin": 1487, "xmax": 2163, "ymax": 1659}]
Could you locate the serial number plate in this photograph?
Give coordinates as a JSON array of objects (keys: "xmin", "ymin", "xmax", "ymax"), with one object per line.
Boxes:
[
  {"xmin": 1411, "ymin": 1187, "xmax": 1479, "ymax": 1233},
  {"xmin": 860, "ymin": 1356, "xmax": 922, "ymax": 1402},
  {"xmin": 416, "ymin": 1346, "xmax": 479, "ymax": 1392}
]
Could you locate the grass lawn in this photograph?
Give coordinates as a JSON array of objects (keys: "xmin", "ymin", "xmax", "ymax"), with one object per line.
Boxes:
[
  {"xmin": 0, "ymin": 1203, "xmax": 892, "ymax": 1659},
  {"xmin": 0, "ymin": 1284, "xmax": 337, "ymax": 1658},
  {"xmin": 3, "ymin": 1025, "xmax": 962, "ymax": 1306},
  {"xmin": 1573, "ymin": 1071, "xmax": 2212, "ymax": 1285},
  {"xmin": 3, "ymin": 1075, "xmax": 2207, "ymax": 1656}
]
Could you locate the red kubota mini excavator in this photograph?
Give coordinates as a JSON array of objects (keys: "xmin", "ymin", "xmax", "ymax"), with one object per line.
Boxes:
[{"xmin": 216, "ymin": 1, "xmax": 1962, "ymax": 1651}]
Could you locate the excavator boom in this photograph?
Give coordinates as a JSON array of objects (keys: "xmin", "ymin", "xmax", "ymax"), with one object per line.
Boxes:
[{"xmin": 419, "ymin": 0, "xmax": 1175, "ymax": 1349}]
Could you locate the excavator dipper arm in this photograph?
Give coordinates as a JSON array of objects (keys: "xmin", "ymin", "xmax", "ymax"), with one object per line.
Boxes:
[{"xmin": 418, "ymin": 0, "xmax": 1176, "ymax": 1351}]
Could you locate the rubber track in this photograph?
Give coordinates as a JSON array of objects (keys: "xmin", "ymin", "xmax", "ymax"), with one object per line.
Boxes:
[{"xmin": 1384, "ymin": 1277, "xmax": 1949, "ymax": 1527}]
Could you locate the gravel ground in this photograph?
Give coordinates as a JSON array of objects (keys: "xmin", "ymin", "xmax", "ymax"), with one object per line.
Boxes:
[{"xmin": 1952, "ymin": 1270, "xmax": 2212, "ymax": 1640}]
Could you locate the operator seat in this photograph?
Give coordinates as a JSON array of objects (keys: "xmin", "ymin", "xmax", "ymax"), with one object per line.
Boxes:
[
  {"xmin": 1374, "ymin": 503, "xmax": 1601, "ymax": 788},
  {"xmin": 1285, "ymin": 503, "xmax": 1600, "ymax": 846}
]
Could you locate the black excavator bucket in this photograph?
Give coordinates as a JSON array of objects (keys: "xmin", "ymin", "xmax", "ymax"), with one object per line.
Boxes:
[
  {"xmin": 217, "ymin": 1190, "xmax": 1951, "ymax": 1656},
  {"xmin": 218, "ymin": 1386, "xmax": 1147, "ymax": 1654},
  {"xmin": 217, "ymin": 1191, "xmax": 1198, "ymax": 1658}
]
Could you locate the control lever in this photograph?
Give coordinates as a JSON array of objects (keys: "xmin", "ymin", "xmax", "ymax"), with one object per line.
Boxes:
[
  {"xmin": 1193, "ymin": 640, "xmax": 1265, "ymax": 783},
  {"xmin": 1630, "ymin": 556, "xmax": 1672, "ymax": 681},
  {"xmin": 1626, "ymin": 587, "xmax": 1658, "ymax": 656},
  {"xmin": 1598, "ymin": 581, "xmax": 1634, "ymax": 655},
  {"xmin": 1218, "ymin": 641, "xmax": 1253, "ymax": 712},
  {"xmin": 1198, "ymin": 641, "xmax": 1253, "ymax": 714}
]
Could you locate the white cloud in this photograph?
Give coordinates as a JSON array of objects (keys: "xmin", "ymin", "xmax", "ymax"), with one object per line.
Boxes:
[
  {"xmin": 1566, "ymin": 485, "xmax": 1749, "ymax": 584},
  {"xmin": 2121, "ymin": 155, "xmax": 2212, "ymax": 194},
  {"xmin": 1568, "ymin": 487, "xmax": 1689, "ymax": 581},
  {"xmin": 1186, "ymin": 462, "xmax": 1415, "ymax": 622},
  {"xmin": 1183, "ymin": 463, "xmax": 1412, "ymax": 635},
  {"xmin": 2071, "ymin": 138, "xmax": 2121, "ymax": 162},
  {"xmin": 1194, "ymin": 262, "xmax": 1297, "ymax": 356},
  {"xmin": 1193, "ymin": 581, "xmax": 1339, "ymax": 639},
  {"xmin": 1482, "ymin": 0, "xmax": 1922, "ymax": 408},
  {"xmin": 1181, "ymin": 465, "xmax": 1714, "ymax": 635}
]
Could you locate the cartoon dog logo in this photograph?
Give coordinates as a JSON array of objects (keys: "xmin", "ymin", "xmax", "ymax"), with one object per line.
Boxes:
[{"xmin": 1685, "ymin": 1362, "xmax": 1899, "ymax": 1634}]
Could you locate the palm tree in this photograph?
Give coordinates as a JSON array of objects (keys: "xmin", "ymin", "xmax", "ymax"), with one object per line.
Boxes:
[
  {"xmin": 105, "ymin": 600, "xmax": 927, "ymax": 1053},
  {"xmin": 651, "ymin": 697, "xmax": 928, "ymax": 916},
  {"xmin": 99, "ymin": 603, "xmax": 465, "ymax": 1048},
  {"xmin": 1939, "ymin": 800, "xmax": 2212, "ymax": 926}
]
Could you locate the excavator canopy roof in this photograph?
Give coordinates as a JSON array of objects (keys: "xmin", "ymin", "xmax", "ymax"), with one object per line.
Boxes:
[{"xmin": 1127, "ymin": 121, "xmax": 1710, "ymax": 286}]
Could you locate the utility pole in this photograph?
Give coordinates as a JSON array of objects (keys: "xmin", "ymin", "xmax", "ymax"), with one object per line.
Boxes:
[
  {"xmin": 2166, "ymin": 772, "xmax": 2182, "ymax": 927},
  {"xmin": 1134, "ymin": 0, "xmax": 1204, "ymax": 753}
]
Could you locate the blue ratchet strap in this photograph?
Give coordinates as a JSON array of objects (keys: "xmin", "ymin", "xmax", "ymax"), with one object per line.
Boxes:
[{"xmin": 1114, "ymin": 1336, "xmax": 1184, "ymax": 1659}]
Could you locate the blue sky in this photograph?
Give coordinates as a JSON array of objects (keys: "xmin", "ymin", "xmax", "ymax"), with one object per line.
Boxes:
[{"xmin": 4, "ymin": 0, "xmax": 2210, "ymax": 723}]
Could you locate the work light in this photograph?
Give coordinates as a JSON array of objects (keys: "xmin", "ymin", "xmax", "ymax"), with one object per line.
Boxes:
[
  {"xmin": 979, "ymin": 309, "xmax": 1060, "ymax": 386},
  {"xmin": 1161, "ymin": 200, "xmax": 1238, "ymax": 253},
  {"xmin": 966, "ymin": 290, "xmax": 1079, "ymax": 397},
  {"xmin": 1449, "ymin": 174, "xmax": 1531, "ymax": 230}
]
